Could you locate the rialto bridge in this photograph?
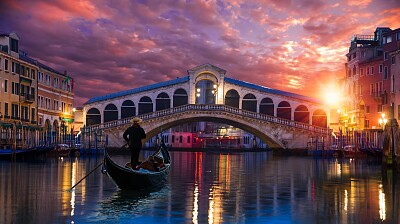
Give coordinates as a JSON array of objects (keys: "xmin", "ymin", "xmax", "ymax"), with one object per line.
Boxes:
[{"xmin": 82, "ymin": 64, "xmax": 330, "ymax": 149}]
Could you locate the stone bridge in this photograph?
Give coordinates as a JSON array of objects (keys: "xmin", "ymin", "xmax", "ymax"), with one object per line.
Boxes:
[{"xmin": 84, "ymin": 104, "xmax": 329, "ymax": 150}]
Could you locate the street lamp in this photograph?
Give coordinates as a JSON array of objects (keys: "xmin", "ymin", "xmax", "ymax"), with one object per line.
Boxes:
[
  {"xmin": 378, "ymin": 113, "xmax": 387, "ymax": 129},
  {"xmin": 196, "ymin": 88, "xmax": 201, "ymax": 97}
]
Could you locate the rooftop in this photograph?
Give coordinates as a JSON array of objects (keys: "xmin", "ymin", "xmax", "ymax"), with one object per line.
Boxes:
[
  {"xmin": 84, "ymin": 76, "xmax": 190, "ymax": 104},
  {"xmin": 85, "ymin": 75, "xmax": 322, "ymax": 105}
]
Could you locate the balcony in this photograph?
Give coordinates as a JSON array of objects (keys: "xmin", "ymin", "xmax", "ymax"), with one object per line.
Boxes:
[
  {"xmin": 20, "ymin": 93, "xmax": 35, "ymax": 104},
  {"xmin": 371, "ymin": 91, "xmax": 382, "ymax": 102}
]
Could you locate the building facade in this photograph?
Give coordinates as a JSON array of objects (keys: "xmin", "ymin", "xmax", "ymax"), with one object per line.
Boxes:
[
  {"xmin": 0, "ymin": 32, "xmax": 74, "ymax": 148},
  {"xmin": 340, "ymin": 27, "xmax": 400, "ymax": 133}
]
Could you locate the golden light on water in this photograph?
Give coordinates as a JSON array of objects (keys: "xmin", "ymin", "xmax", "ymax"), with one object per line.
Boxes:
[
  {"xmin": 192, "ymin": 185, "xmax": 199, "ymax": 224},
  {"xmin": 379, "ymin": 184, "xmax": 386, "ymax": 221}
]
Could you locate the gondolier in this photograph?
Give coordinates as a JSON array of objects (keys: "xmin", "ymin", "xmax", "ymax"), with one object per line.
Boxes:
[{"xmin": 123, "ymin": 117, "xmax": 146, "ymax": 168}]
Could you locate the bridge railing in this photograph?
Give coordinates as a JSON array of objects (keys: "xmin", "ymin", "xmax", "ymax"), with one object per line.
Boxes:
[{"xmin": 85, "ymin": 104, "xmax": 328, "ymax": 134}]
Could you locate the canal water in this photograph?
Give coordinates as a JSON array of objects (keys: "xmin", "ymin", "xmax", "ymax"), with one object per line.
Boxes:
[{"xmin": 0, "ymin": 150, "xmax": 398, "ymax": 224}]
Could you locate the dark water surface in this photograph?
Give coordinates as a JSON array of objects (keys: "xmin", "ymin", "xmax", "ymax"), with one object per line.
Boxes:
[{"xmin": 0, "ymin": 151, "xmax": 399, "ymax": 224}]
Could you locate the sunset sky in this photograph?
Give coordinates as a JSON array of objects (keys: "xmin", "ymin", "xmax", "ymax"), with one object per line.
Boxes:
[{"xmin": 1, "ymin": 0, "xmax": 399, "ymax": 106}]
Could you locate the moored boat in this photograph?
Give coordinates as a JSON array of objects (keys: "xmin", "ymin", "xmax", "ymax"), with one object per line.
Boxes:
[
  {"xmin": 0, "ymin": 145, "xmax": 53, "ymax": 160},
  {"xmin": 102, "ymin": 142, "xmax": 171, "ymax": 190}
]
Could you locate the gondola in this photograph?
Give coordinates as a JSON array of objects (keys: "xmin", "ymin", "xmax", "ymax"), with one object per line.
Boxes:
[
  {"xmin": 0, "ymin": 146, "xmax": 50, "ymax": 160},
  {"xmin": 102, "ymin": 142, "xmax": 171, "ymax": 190}
]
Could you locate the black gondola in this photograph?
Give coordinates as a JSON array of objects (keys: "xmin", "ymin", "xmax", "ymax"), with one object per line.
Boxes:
[
  {"xmin": 0, "ymin": 145, "xmax": 53, "ymax": 160},
  {"xmin": 102, "ymin": 142, "xmax": 171, "ymax": 190}
]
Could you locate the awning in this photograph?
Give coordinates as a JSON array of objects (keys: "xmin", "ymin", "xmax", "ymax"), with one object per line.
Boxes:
[
  {"xmin": 60, "ymin": 117, "xmax": 74, "ymax": 123},
  {"xmin": 0, "ymin": 123, "xmax": 13, "ymax": 128}
]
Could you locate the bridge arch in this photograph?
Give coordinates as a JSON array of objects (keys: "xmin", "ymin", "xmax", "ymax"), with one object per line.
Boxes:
[
  {"xmin": 260, "ymin": 97, "xmax": 274, "ymax": 116},
  {"xmin": 86, "ymin": 108, "xmax": 101, "ymax": 125},
  {"xmin": 138, "ymin": 96, "xmax": 153, "ymax": 115},
  {"xmin": 194, "ymin": 72, "xmax": 219, "ymax": 83},
  {"xmin": 294, "ymin": 105, "xmax": 309, "ymax": 124},
  {"xmin": 312, "ymin": 109, "xmax": 327, "ymax": 127},
  {"xmin": 156, "ymin": 92, "xmax": 170, "ymax": 111},
  {"xmin": 121, "ymin": 100, "xmax": 136, "ymax": 119},
  {"xmin": 242, "ymin": 93, "xmax": 257, "ymax": 112},
  {"xmin": 144, "ymin": 116, "xmax": 285, "ymax": 149},
  {"xmin": 173, "ymin": 88, "xmax": 188, "ymax": 107},
  {"xmin": 225, "ymin": 89, "xmax": 239, "ymax": 108},
  {"xmin": 104, "ymin": 103, "xmax": 118, "ymax": 122},
  {"xmin": 277, "ymin": 101, "xmax": 291, "ymax": 120}
]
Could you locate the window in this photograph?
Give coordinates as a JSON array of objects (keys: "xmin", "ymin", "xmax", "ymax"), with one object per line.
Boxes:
[
  {"xmin": 371, "ymin": 66, "xmax": 374, "ymax": 75},
  {"xmin": 384, "ymin": 67, "xmax": 388, "ymax": 79},
  {"xmin": 364, "ymin": 120, "xmax": 370, "ymax": 129},
  {"xmin": 187, "ymin": 136, "xmax": 190, "ymax": 143},
  {"xmin": 386, "ymin": 36, "xmax": 392, "ymax": 43},
  {"xmin": 61, "ymin": 102, "xmax": 66, "ymax": 112},
  {"xmin": 171, "ymin": 135, "xmax": 175, "ymax": 143},
  {"xmin": 397, "ymin": 32, "xmax": 400, "ymax": 40},
  {"xmin": 11, "ymin": 104, "xmax": 19, "ymax": 119},
  {"xmin": 366, "ymin": 105, "xmax": 370, "ymax": 113},
  {"xmin": 392, "ymin": 75, "xmax": 395, "ymax": 93},
  {"xmin": 54, "ymin": 77, "xmax": 59, "ymax": 88},
  {"xmin": 370, "ymin": 84, "xmax": 373, "ymax": 95},
  {"xmin": 11, "ymin": 61, "xmax": 15, "ymax": 73},
  {"xmin": 45, "ymin": 98, "xmax": 50, "ymax": 109},
  {"xmin": 360, "ymin": 68, "xmax": 364, "ymax": 76},
  {"xmin": 4, "ymin": 59, "xmax": 8, "ymax": 71},
  {"xmin": 384, "ymin": 52, "xmax": 389, "ymax": 60},
  {"xmin": 31, "ymin": 108, "xmax": 35, "ymax": 122},
  {"xmin": 0, "ymin": 57, "xmax": 2, "ymax": 70},
  {"xmin": 379, "ymin": 64, "xmax": 383, "ymax": 73},
  {"xmin": 10, "ymin": 38, "xmax": 18, "ymax": 52},
  {"xmin": 392, "ymin": 56, "xmax": 396, "ymax": 65},
  {"xmin": 4, "ymin": 80, "xmax": 7, "ymax": 92},
  {"xmin": 4, "ymin": 103, "xmax": 8, "ymax": 116},
  {"xmin": 367, "ymin": 67, "xmax": 370, "ymax": 75}
]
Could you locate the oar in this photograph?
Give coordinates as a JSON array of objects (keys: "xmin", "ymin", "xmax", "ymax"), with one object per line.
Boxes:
[{"xmin": 67, "ymin": 143, "xmax": 127, "ymax": 192}]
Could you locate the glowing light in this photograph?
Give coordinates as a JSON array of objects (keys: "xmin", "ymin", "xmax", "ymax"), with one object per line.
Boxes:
[
  {"xmin": 379, "ymin": 184, "xmax": 386, "ymax": 221},
  {"xmin": 208, "ymin": 188, "xmax": 214, "ymax": 224},
  {"xmin": 192, "ymin": 185, "xmax": 199, "ymax": 224},
  {"xmin": 321, "ymin": 83, "xmax": 342, "ymax": 106},
  {"xmin": 344, "ymin": 189, "xmax": 348, "ymax": 212}
]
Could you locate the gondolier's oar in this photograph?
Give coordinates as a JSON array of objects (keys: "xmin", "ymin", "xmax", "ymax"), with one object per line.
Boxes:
[{"xmin": 67, "ymin": 143, "xmax": 127, "ymax": 192}]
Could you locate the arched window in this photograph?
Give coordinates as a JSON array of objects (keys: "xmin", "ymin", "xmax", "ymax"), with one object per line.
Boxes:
[
  {"xmin": 312, "ymin": 109, "xmax": 327, "ymax": 127},
  {"xmin": 277, "ymin": 101, "xmax": 291, "ymax": 120},
  {"xmin": 173, "ymin": 89, "xmax": 188, "ymax": 107},
  {"xmin": 225, "ymin": 89, "xmax": 239, "ymax": 108},
  {"xmin": 156, "ymin": 92, "xmax": 171, "ymax": 111},
  {"xmin": 139, "ymin": 96, "xmax": 153, "ymax": 115},
  {"xmin": 294, "ymin": 105, "xmax": 309, "ymax": 124},
  {"xmin": 86, "ymin": 108, "xmax": 101, "ymax": 125},
  {"xmin": 121, "ymin": 100, "xmax": 135, "ymax": 119},
  {"xmin": 242, "ymin": 93, "xmax": 257, "ymax": 112},
  {"xmin": 259, "ymin": 97, "xmax": 274, "ymax": 116},
  {"xmin": 104, "ymin": 104, "xmax": 118, "ymax": 122}
]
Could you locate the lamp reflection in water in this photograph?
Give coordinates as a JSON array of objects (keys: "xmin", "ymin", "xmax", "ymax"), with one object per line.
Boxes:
[
  {"xmin": 71, "ymin": 161, "xmax": 76, "ymax": 217},
  {"xmin": 192, "ymin": 152, "xmax": 202, "ymax": 224},
  {"xmin": 379, "ymin": 184, "xmax": 386, "ymax": 221}
]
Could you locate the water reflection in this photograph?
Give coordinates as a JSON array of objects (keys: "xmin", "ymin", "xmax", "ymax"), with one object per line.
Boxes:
[{"xmin": 0, "ymin": 152, "xmax": 400, "ymax": 223}]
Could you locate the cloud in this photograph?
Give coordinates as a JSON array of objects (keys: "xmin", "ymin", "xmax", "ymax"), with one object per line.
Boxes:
[{"xmin": 0, "ymin": 0, "xmax": 399, "ymax": 106}]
